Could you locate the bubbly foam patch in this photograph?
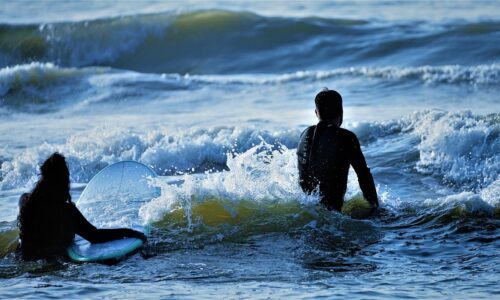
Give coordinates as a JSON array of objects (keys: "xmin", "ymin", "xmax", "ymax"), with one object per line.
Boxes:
[
  {"xmin": 480, "ymin": 179, "xmax": 500, "ymax": 207},
  {"xmin": 0, "ymin": 126, "xmax": 300, "ymax": 190},
  {"xmin": 412, "ymin": 111, "xmax": 499, "ymax": 189},
  {"xmin": 347, "ymin": 110, "xmax": 499, "ymax": 190},
  {"xmin": 138, "ymin": 142, "xmax": 322, "ymax": 227}
]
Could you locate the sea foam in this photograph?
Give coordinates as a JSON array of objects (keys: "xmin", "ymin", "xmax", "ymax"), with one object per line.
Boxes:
[
  {"xmin": 1, "ymin": 111, "xmax": 497, "ymax": 223},
  {"xmin": 1, "ymin": 111, "xmax": 497, "ymax": 191}
]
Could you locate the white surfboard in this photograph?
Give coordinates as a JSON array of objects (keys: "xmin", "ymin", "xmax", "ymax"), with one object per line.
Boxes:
[{"xmin": 68, "ymin": 161, "xmax": 159, "ymax": 262}]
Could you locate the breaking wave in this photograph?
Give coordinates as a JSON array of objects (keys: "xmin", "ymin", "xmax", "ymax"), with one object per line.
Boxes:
[
  {"xmin": 1, "ymin": 110, "xmax": 497, "ymax": 199},
  {"xmin": 1, "ymin": 10, "xmax": 499, "ymax": 73},
  {"xmin": 2, "ymin": 62, "xmax": 499, "ymax": 113}
]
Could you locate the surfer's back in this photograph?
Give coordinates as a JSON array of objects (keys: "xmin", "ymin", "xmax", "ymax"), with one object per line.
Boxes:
[{"xmin": 296, "ymin": 89, "xmax": 378, "ymax": 212}]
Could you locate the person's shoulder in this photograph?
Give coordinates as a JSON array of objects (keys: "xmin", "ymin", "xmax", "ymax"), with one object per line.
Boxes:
[
  {"xmin": 18, "ymin": 193, "xmax": 31, "ymax": 207},
  {"xmin": 300, "ymin": 125, "xmax": 316, "ymax": 138},
  {"xmin": 338, "ymin": 127, "xmax": 357, "ymax": 137},
  {"xmin": 301, "ymin": 125, "xmax": 316, "ymax": 133},
  {"xmin": 338, "ymin": 128, "xmax": 360, "ymax": 143}
]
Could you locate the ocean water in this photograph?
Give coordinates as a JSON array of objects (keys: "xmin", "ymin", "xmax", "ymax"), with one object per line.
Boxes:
[{"xmin": 0, "ymin": 0, "xmax": 499, "ymax": 298}]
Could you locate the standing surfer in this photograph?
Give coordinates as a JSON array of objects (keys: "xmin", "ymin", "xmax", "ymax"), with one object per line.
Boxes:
[{"xmin": 297, "ymin": 89, "xmax": 379, "ymax": 213}]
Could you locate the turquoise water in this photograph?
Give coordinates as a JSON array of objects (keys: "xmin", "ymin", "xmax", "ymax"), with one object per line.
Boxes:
[{"xmin": 0, "ymin": 1, "xmax": 499, "ymax": 298}]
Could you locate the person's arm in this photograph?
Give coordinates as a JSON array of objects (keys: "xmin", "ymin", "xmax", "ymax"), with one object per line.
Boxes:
[
  {"xmin": 297, "ymin": 126, "xmax": 317, "ymax": 193},
  {"xmin": 69, "ymin": 204, "xmax": 147, "ymax": 243},
  {"xmin": 349, "ymin": 133, "xmax": 379, "ymax": 209}
]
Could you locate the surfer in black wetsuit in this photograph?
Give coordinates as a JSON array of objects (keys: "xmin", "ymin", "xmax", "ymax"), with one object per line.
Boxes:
[
  {"xmin": 17, "ymin": 153, "xmax": 146, "ymax": 260},
  {"xmin": 297, "ymin": 89, "xmax": 378, "ymax": 212}
]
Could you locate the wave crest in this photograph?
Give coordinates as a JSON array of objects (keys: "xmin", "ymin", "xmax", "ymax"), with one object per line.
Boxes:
[
  {"xmin": 189, "ymin": 64, "xmax": 500, "ymax": 85},
  {"xmin": 1, "ymin": 10, "xmax": 499, "ymax": 73},
  {"xmin": 2, "ymin": 63, "xmax": 498, "ymax": 113},
  {"xmin": 0, "ymin": 126, "xmax": 301, "ymax": 190}
]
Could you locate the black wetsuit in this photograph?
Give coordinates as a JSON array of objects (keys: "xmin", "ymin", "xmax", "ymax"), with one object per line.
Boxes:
[
  {"xmin": 297, "ymin": 120, "xmax": 378, "ymax": 211},
  {"xmin": 18, "ymin": 193, "xmax": 143, "ymax": 259}
]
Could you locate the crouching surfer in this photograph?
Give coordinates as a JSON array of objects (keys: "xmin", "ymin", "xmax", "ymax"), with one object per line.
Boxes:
[
  {"xmin": 17, "ymin": 153, "xmax": 146, "ymax": 260},
  {"xmin": 297, "ymin": 89, "xmax": 379, "ymax": 214}
]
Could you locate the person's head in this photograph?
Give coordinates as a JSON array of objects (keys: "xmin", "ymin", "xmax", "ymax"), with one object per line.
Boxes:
[
  {"xmin": 41, "ymin": 152, "xmax": 70, "ymax": 183},
  {"xmin": 35, "ymin": 152, "xmax": 71, "ymax": 203},
  {"xmin": 314, "ymin": 88, "xmax": 343, "ymax": 126}
]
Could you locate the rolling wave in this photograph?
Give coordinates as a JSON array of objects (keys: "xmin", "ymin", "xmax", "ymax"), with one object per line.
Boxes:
[
  {"xmin": 188, "ymin": 64, "xmax": 500, "ymax": 85},
  {"xmin": 1, "ymin": 10, "xmax": 499, "ymax": 73},
  {"xmin": 1, "ymin": 63, "xmax": 498, "ymax": 112},
  {"xmin": 1, "ymin": 111, "xmax": 497, "ymax": 200},
  {"xmin": 0, "ymin": 62, "xmax": 95, "ymax": 112}
]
